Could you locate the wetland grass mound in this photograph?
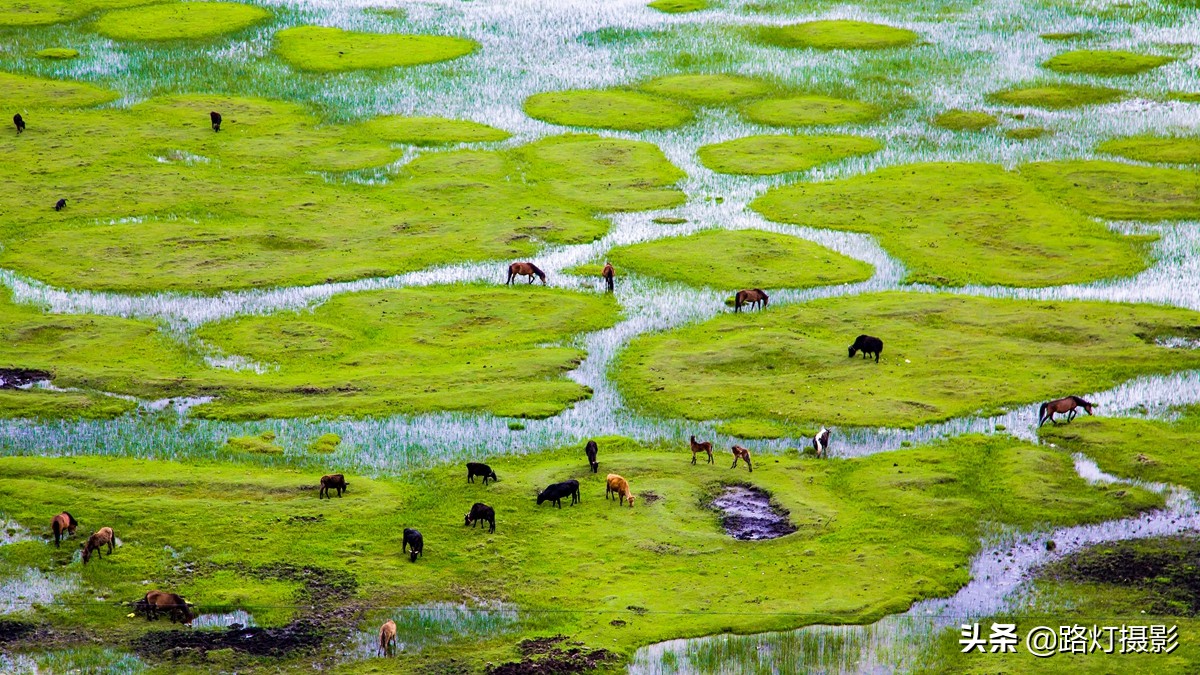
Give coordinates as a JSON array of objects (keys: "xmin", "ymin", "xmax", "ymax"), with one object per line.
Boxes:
[
  {"xmin": 359, "ymin": 115, "xmax": 510, "ymax": 144},
  {"xmin": 987, "ymin": 83, "xmax": 1124, "ymax": 109},
  {"xmin": 639, "ymin": 73, "xmax": 769, "ymax": 105},
  {"xmin": 698, "ymin": 133, "xmax": 881, "ymax": 174},
  {"xmin": 0, "ymin": 71, "xmax": 117, "ymax": 109},
  {"xmin": 1098, "ymin": 135, "xmax": 1200, "ymax": 165},
  {"xmin": 710, "ymin": 485, "xmax": 797, "ymax": 541},
  {"xmin": 742, "ymin": 95, "xmax": 881, "ymax": 127},
  {"xmin": 525, "ymin": 89, "xmax": 692, "ymax": 131},
  {"xmin": 605, "ymin": 229, "xmax": 873, "ymax": 290},
  {"xmin": 615, "ymin": 292, "xmax": 1200, "ymax": 428},
  {"xmin": 1021, "ymin": 160, "xmax": 1200, "ymax": 220},
  {"xmin": 0, "ymin": 0, "xmax": 159, "ymax": 27},
  {"xmin": 1006, "ymin": 126, "xmax": 1051, "ymax": 140},
  {"xmin": 648, "ymin": 0, "xmax": 708, "ymax": 12},
  {"xmin": 93, "ymin": 2, "xmax": 271, "ymax": 41},
  {"xmin": 932, "ymin": 109, "xmax": 997, "ymax": 132},
  {"xmin": 1042, "ymin": 50, "xmax": 1174, "ymax": 76},
  {"xmin": 274, "ymin": 26, "xmax": 477, "ymax": 72},
  {"xmin": 754, "ymin": 20, "xmax": 918, "ymax": 50},
  {"xmin": 34, "ymin": 47, "xmax": 78, "ymax": 59}
]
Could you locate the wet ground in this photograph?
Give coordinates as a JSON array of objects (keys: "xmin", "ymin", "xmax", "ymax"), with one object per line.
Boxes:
[
  {"xmin": 488, "ymin": 635, "xmax": 616, "ymax": 675},
  {"xmin": 1043, "ymin": 535, "xmax": 1200, "ymax": 616},
  {"xmin": 0, "ymin": 369, "xmax": 51, "ymax": 390},
  {"xmin": 710, "ymin": 484, "xmax": 798, "ymax": 541}
]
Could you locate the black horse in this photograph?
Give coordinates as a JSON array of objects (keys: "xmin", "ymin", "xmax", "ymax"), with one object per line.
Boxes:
[
  {"xmin": 402, "ymin": 528, "xmax": 423, "ymax": 562},
  {"xmin": 13, "ymin": 114, "xmax": 25, "ymax": 134},
  {"xmin": 584, "ymin": 440, "xmax": 599, "ymax": 473},
  {"xmin": 210, "ymin": 111, "xmax": 222, "ymax": 132},
  {"xmin": 848, "ymin": 335, "xmax": 883, "ymax": 363}
]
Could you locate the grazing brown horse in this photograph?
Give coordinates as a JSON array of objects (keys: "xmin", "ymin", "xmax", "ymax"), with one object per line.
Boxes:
[
  {"xmin": 135, "ymin": 590, "xmax": 194, "ymax": 624},
  {"xmin": 731, "ymin": 445, "xmax": 753, "ymax": 472},
  {"xmin": 379, "ymin": 619, "xmax": 397, "ymax": 656},
  {"xmin": 689, "ymin": 435, "xmax": 713, "ymax": 465},
  {"xmin": 602, "ymin": 262, "xmax": 614, "ymax": 292},
  {"xmin": 506, "ymin": 262, "xmax": 546, "ymax": 285},
  {"xmin": 734, "ymin": 289, "xmax": 768, "ymax": 313},
  {"xmin": 82, "ymin": 527, "xmax": 114, "ymax": 565},
  {"xmin": 210, "ymin": 111, "xmax": 222, "ymax": 132},
  {"xmin": 51, "ymin": 512, "xmax": 77, "ymax": 548},
  {"xmin": 1038, "ymin": 396, "xmax": 1096, "ymax": 427}
]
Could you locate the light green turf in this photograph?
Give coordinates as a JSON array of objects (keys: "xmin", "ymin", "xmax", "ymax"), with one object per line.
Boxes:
[
  {"xmin": 1040, "ymin": 31, "xmax": 1090, "ymax": 41},
  {"xmin": 0, "ymin": 436, "xmax": 1158, "ymax": 670},
  {"xmin": 648, "ymin": 0, "xmax": 708, "ymax": 12},
  {"xmin": 0, "ymin": 0, "xmax": 159, "ymax": 27},
  {"xmin": 0, "ymin": 71, "xmax": 117, "ymax": 110},
  {"xmin": 524, "ymin": 89, "xmax": 692, "ymax": 131},
  {"xmin": 752, "ymin": 162, "xmax": 1149, "ymax": 287},
  {"xmin": 754, "ymin": 20, "xmax": 919, "ymax": 50},
  {"xmin": 1098, "ymin": 135, "xmax": 1200, "ymax": 164},
  {"xmin": 192, "ymin": 285, "xmax": 622, "ymax": 420},
  {"xmin": 0, "ymin": 93, "xmax": 684, "ymax": 292},
  {"xmin": 0, "ymin": 389, "xmax": 135, "ymax": 420},
  {"xmin": 1021, "ymin": 160, "xmax": 1200, "ymax": 220},
  {"xmin": 639, "ymin": 74, "xmax": 770, "ymax": 104},
  {"xmin": 742, "ymin": 95, "xmax": 881, "ymax": 127},
  {"xmin": 1005, "ymin": 126, "xmax": 1051, "ymax": 140},
  {"xmin": 35, "ymin": 48, "xmax": 79, "ymax": 59},
  {"xmin": 604, "ymin": 228, "xmax": 873, "ymax": 291},
  {"xmin": 357, "ymin": 115, "xmax": 510, "ymax": 144},
  {"xmin": 615, "ymin": 292, "xmax": 1200, "ymax": 428},
  {"xmin": 987, "ymin": 83, "xmax": 1124, "ymax": 109},
  {"xmin": 1167, "ymin": 91, "xmax": 1200, "ymax": 103},
  {"xmin": 932, "ymin": 109, "xmax": 997, "ymax": 131},
  {"xmin": 224, "ymin": 431, "xmax": 284, "ymax": 456},
  {"xmin": 274, "ymin": 26, "xmax": 477, "ymax": 73},
  {"xmin": 1043, "ymin": 49, "xmax": 1174, "ymax": 76},
  {"xmin": 697, "ymin": 134, "xmax": 881, "ymax": 174},
  {"xmin": 93, "ymin": 2, "xmax": 270, "ymax": 41}
]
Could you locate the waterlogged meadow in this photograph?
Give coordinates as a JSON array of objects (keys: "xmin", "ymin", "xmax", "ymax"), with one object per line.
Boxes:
[{"xmin": 2, "ymin": 0, "xmax": 1200, "ymax": 671}]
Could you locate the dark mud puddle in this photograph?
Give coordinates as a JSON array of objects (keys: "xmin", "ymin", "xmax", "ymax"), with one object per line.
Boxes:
[
  {"xmin": 0, "ymin": 369, "xmax": 51, "ymax": 389},
  {"xmin": 710, "ymin": 485, "xmax": 797, "ymax": 541},
  {"xmin": 488, "ymin": 634, "xmax": 616, "ymax": 674},
  {"xmin": 1042, "ymin": 534, "xmax": 1200, "ymax": 615}
]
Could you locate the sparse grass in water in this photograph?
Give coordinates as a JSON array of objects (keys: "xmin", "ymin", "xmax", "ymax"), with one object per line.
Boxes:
[
  {"xmin": 698, "ymin": 133, "xmax": 881, "ymax": 174},
  {"xmin": 1042, "ymin": 50, "xmax": 1174, "ymax": 76},
  {"xmin": 273, "ymin": 26, "xmax": 477, "ymax": 73},
  {"xmin": 92, "ymin": 2, "xmax": 271, "ymax": 41},
  {"xmin": 524, "ymin": 89, "xmax": 692, "ymax": 131}
]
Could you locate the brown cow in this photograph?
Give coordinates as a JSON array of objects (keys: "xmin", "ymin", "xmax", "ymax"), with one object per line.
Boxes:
[
  {"xmin": 731, "ymin": 445, "xmax": 753, "ymax": 472},
  {"xmin": 379, "ymin": 619, "xmax": 397, "ymax": 656},
  {"xmin": 135, "ymin": 590, "xmax": 194, "ymax": 624},
  {"xmin": 82, "ymin": 526, "xmax": 115, "ymax": 564},
  {"xmin": 51, "ymin": 512, "xmax": 77, "ymax": 548},
  {"xmin": 319, "ymin": 474, "xmax": 347, "ymax": 498},
  {"xmin": 605, "ymin": 474, "xmax": 635, "ymax": 507}
]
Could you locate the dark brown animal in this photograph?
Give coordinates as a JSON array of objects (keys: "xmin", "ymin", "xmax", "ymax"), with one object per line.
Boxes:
[
  {"xmin": 467, "ymin": 462, "xmax": 498, "ymax": 484},
  {"xmin": 402, "ymin": 528, "xmax": 423, "ymax": 562},
  {"xmin": 849, "ymin": 334, "xmax": 883, "ymax": 363},
  {"xmin": 13, "ymin": 113, "xmax": 24, "ymax": 134},
  {"xmin": 54, "ymin": 198, "xmax": 67, "ymax": 211},
  {"xmin": 731, "ymin": 445, "xmax": 753, "ymax": 472},
  {"xmin": 319, "ymin": 473, "xmax": 347, "ymax": 498},
  {"xmin": 813, "ymin": 427, "xmax": 830, "ymax": 458},
  {"xmin": 689, "ymin": 435, "xmax": 713, "ymax": 465},
  {"xmin": 379, "ymin": 619, "xmax": 397, "ymax": 656},
  {"xmin": 51, "ymin": 512, "xmax": 77, "ymax": 548},
  {"xmin": 1038, "ymin": 396, "xmax": 1096, "ymax": 427},
  {"xmin": 585, "ymin": 440, "xmax": 599, "ymax": 473},
  {"xmin": 506, "ymin": 261, "xmax": 546, "ymax": 285},
  {"xmin": 82, "ymin": 526, "xmax": 114, "ymax": 564},
  {"xmin": 602, "ymin": 262, "xmax": 614, "ymax": 292},
  {"xmin": 537, "ymin": 480, "xmax": 579, "ymax": 508},
  {"xmin": 465, "ymin": 502, "xmax": 496, "ymax": 532},
  {"xmin": 135, "ymin": 590, "xmax": 194, "ymax": 624},
  {"xmin": 210, "ymin": 111, "xmax": 222, "ymax": 132},
  {"xmin": 734, "ymin": 289, "xmax": 769, "ymax": 313}
]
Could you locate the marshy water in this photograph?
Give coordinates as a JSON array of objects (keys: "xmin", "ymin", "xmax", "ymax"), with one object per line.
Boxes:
[
  {"xmin": 711, "ymin": 485, "xmax": 798, "ymax": 541},
  {"xmin": 1, "ymin": 0, "xmax": 1199, "ymax": 671}
]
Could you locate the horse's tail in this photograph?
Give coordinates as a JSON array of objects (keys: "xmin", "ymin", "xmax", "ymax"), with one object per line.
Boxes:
[
  {"xmin": 1037, "ymin": 402, "xmax": 1048, "ymax": 426},
  {"xmin": 529, "ymin": 263, "xmax": 546, "ymax": 281}
]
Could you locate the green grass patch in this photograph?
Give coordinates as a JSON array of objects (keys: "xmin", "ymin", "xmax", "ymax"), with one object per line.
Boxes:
[
  {"xmin": 714, "ymin": 417, "xmax": 803, "ymax": 440},
  {"xmin": 1166, "ymin": 91, "xmax": 1200, "ymax": 103},
  {"xmin": 309, "ymin": 433, "xmax": 342, "ymax": 454},
  {"xmin": 225, "ymin": 431, "xmax": 285, "ymax": 456},
  {"xmin": 639, "ymin": 74, "xmax": 769, "ymax": 105},
  {"xmin": 0, "ymin": 437, "xmax": 1159, "ymax": 668},
  {"xmin": 987, "ymin": 83, "xmax": 1125, "ymax": 109},
  {"xmin": 0, "ymin": 71, "xmax": 117, "ymax": 110},
  {"xmin": 274, "ymin": 26, "xmax": 477, "ymax": 73},
  {"xmin": 615, "ymin": 292, "xmax": 1200, "ymax": 428},
  {"xmin": 1043, "ymin": 50, "xmax": 1174, "ymax": 76},
  {"xmin": 932, "ymin": 109, "xmax": 997, "ymax": 132},
  {"xmin": 605, "ymin": 229, "xmax": 873, "ymax": 291},
  {"xmin": 358, "ymin": 115, "xmax": 509, "ymax": 145},
  {"xmin": 648, "ymin": 0, "xmax": 708, "ymax": 12},
  {"xmin": 1098, "ymin": 135, "xmax": 1200, "ymax": 165},
  {"xmin": 93, "ymin": 2, "xmax": 271, "ymax": 41},
  {"xmin": 524, "ymin": 89, "xmax": 692, "ymax": 131},
  {"xmin": 742, "ymin": 95, "xmax": 881, "ymax": 127},
  {"xmin": 1005, "ymin": 126, "xmax": 1051, "ymax": 140},
  {"xmin": 35, "ymin": 48, "xmax": 79, "ymax": 59},
  {"xmin": 1021, "ymin": 160, "xmax": 1200, "ymax": 220},
  {"xmin": 0, "ymin": 389, "xmax": 135, "ymax": 420},
  {"xmin": 752, "ymin": 162, "xmax": 1149, "ymax": 287},
  {"xmin": 0, "ymin": 0, "xmax": 159, "ymax": 27},
  {"xmin": 754, "ymin": 20, "xmax": 919, "ymax": 50},
  {"xmin": 697, "ymin": 134, "xmax": 881, "ymax": 175}
]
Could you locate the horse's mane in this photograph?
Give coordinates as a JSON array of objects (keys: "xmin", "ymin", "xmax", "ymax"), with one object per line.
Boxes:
[
  {"xmin": 64, "ymin": 512, "xmax": 76, "ymax": 525},
  {"xmin": 1069, "ymin": 395, "xmax": 1094, "ymax": 406},
  {"xmin": 528, "ymin": 262, "xmax": 546, "ymax": 279}
]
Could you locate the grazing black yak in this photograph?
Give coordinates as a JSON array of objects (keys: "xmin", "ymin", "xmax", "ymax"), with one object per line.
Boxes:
[
  {"xmin": 13, "ymin": 113, "xmax": 25, "ymax": 134},
  {"xmin": 848, "ymin": 334, "xmax": 883, "ymax": 363},
  {"xmin": 54, "ymin": 198, "xmax": 67, "ymax": 211},
  {"xmin": 319, "ymin": 473, "xmax": 347, "ymax": 498},
  {"xmin": 210, "ymin": 111, "xmax": 222, "ymax": 132},
  {"xmin": 466, "ymin": 462, "xmax": 498, "ymax": 485},
  {"xmin": 584, "ymin": 440, "xmax": 599, "ymax": 473},
  {"xmin": 402, "ymin": 528, "xmax": 423, "ymax": 562},
  {"xmin": 464, "ymin": 503, "xmax": 495, "ymax": 533},
  {"xmin": 537, "ymin": 480, "xmax": 580, "ymax": 509}
]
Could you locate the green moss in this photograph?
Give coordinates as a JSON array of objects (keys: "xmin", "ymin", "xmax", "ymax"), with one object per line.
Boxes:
[
  {"xmin": 0, "ymin": 0, "xmax": 159, "ymax": 27},
  {"xmin": 0, "ymin": 437, "xmax": 1158, "ymax": 668},
  {"xmin": 93, "ymin": 2, "xmax": 271, "ymax": 41},
  {"xmin": 309, "ymin": 433, "xmax": 342, "ymax": 454},
  {"xmin": 1021, "ymin": 160, "xmax": 1200, "ymax": 220},
  {"xmin": 742, "ymin": 95, "xmax": 881, "ymax": 127},
  {"xmin": 225, "ymin": 431, "xmax": 284, "ymax": 455},
  {"xmin": 1098, "ymin": 135, "xmax": 1200, "ymax": 164},
  {"xmin": 648, "ymin": 0, "xmax": 708, "ymax": 11},
  {"xmin": 35, "ymin": 47, "xmax": 79, "ymax": 59},
  {"xmin": 0, "ymin": 389, "xmax": 135, "ymax": 420},
  {"xmin": 639, "ymin": 74, "xmax": 769, "ymax": 104},
  {"xmin": 752, "ymin": 162, "xmax": 1149, "ymax": 287},
  {"xmin": 274, "ymin": 26, "xmax": 477, "ymax": 72},
  {"xmin": 988, "ymin": 83, "xmax": 1124, "ymax": 109},
  {"xmin": 932, "ymin": 109, "xmax": 997, "ymax": 132},
  {"xmin": 606, "ymin": 229, "xmax": 872, "ymax": 291},
  {"xmin": 1166, "ymin": 91, "xmax": 1200, "ymax": 103},
  {"xmin": 358, "ymin": 115, "xmax": 509, "ymax": 145},
  {"xmin": 616, "ymin": 292, "xmax": 1200, "ymax": 428},
  {"xmin": 1043, "ymin": 50, "xmax": 1174, "ymax": 76},
  {"xmin": 524, "ymin": 89, "xmax": 692, "ymax": 131},
  {"xmin": 1005, "ymin": 126, "xmax": 1050, "ymax": 140},
  {"xmin": 755, "ymin": 20, "xmax": 919, "ymax": 50},
  {"xmin": 697, "ymin": 134, "xmax": 881, "ymax": 175},
  {"xmin": 0, "ymin": 71, "xmax": 117, "ymax": 110}
]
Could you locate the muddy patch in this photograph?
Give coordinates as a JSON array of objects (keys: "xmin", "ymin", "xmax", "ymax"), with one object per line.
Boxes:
[
  {"xmin": 0, "ymin": 619, "xmax": 35, "ymax": 643},
  {"xmin": 487, "ymin": 634, "xmax": 616, "ymax": 675},
  {"xmin": 640, "ymin": 490, "xmax": 662, "ymax": 505},
  {"xmin": 709, "ymin": 484, "xmax": 797, "ymax": 541},
  {"xmin": 0, "ymin": 369, "xmax": 52, "ymax": 389},
  {"xmin": 1041, "ymin": 535, "xmax": 1200, "ymax": 615}
]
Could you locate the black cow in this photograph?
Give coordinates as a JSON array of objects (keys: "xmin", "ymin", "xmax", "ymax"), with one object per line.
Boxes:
[
  {"xmin": 584, "ymin": 440, "xmax": 599, "ymax": 473},
  {"xmin": 13, "ymin": 114, "xmax": 24, "ymax": 134},
  {"xmin": 402, "ymin": 528, "xmax": 423, "ymax": 562},
  {"xmin": 319, "ymin": 473, "xmax": 347, "ymax": 498},
  {"xmin": 54, "ymin": 198, "xmax": 67, "ymax": 212},
  {"xmin": 464, "ymin": 503, "xmax": 495, "ymax": 533},
  {"xmin": 210, "ymin": 111, "xmax": 222, "ymax": 132},
  {"xmin": 537, "ymin": 480, "xmax": 580, "ymax": 509},
  {"xmin": 466, "ymin": 462, "xmax": 498, "ymax": 485},
  {"xmin": 848, "ymin": 334, "xmax": 883, "ymax": 363}
]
